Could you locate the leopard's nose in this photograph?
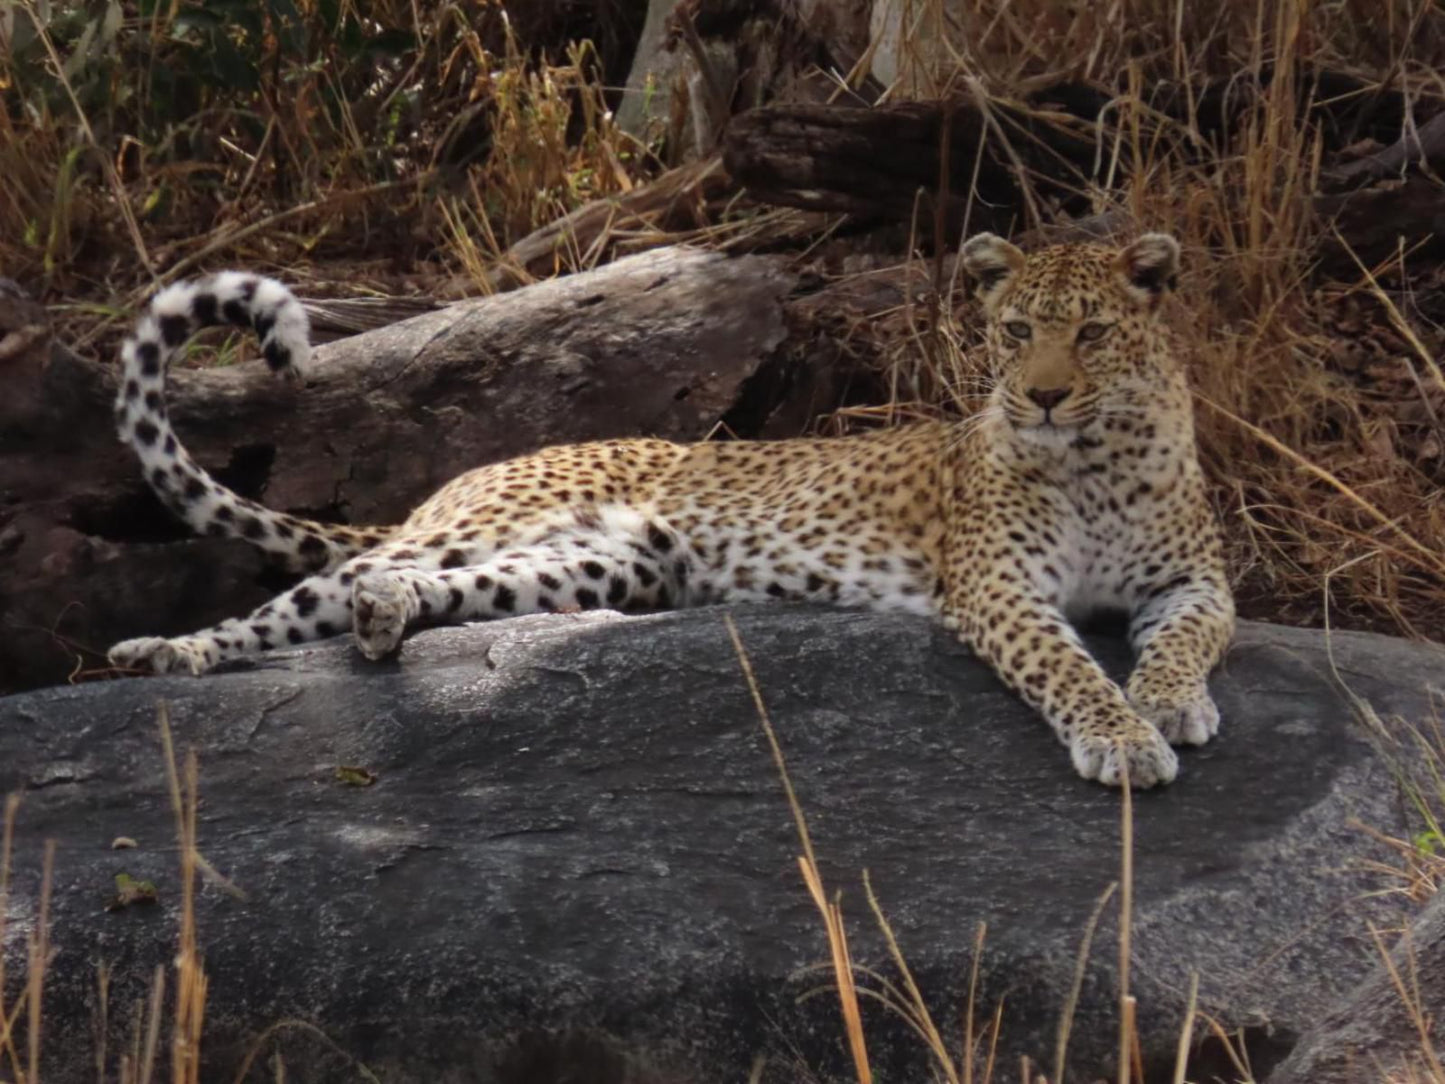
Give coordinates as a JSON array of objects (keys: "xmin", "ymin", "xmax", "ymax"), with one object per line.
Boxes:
[{"xmin": 1027, "ymin": 387, "xmax": 1071, "ymax": 410}]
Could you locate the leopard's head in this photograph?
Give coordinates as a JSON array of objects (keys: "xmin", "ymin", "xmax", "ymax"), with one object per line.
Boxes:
[{"xmin": 962, "ymin": 233, "xmax": 1182, "ymax": 445}]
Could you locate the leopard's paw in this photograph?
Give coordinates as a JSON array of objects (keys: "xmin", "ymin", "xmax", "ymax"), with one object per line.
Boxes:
[
  {"xmin": 1070, "ymin": 723, "xmax": 1179, "ymax": 789},
  {"xmin": 108, "ymin": 636, "xmax": 216, "ymax": 676},
  {"xmin": 1128, "ymin": 681, "xmax": 1220, "ymax": 747},
  {"xmin": 351, "ymin": 572, "xmax": 414, "ymax": 660}
]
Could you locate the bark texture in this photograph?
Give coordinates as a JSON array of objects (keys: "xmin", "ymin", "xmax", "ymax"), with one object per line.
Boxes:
[{"xmin": 0, "ymin": 247, "xmax": 824, "ymax": 693}]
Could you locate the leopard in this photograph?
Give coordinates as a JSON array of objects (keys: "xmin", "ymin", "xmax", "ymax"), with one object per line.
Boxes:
[{"xmin": 107, "ymin": 234, "xmax": 1235, "ymax": 789}]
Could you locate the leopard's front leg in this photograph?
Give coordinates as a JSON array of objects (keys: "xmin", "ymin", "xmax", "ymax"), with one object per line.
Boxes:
[
  {"xmin": 952, "ymin": 587, "xmax": 1178, "ymax": 788},
  {"xmin": 1126, "ymin": 571, "xmax": 1234, "ymax": 747},
  {"xmin": 109, "ymin": 570, "xmax": 355, "ymax": 675}
]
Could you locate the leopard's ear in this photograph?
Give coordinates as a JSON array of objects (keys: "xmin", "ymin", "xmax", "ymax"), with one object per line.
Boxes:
[
  {"xmin": 1116, "ymin": 233, "xmax": 1180, "ymax": 308},
  {"xmin": 961, "ymin": 233, "xmax": 1026, "ymax": 310}
]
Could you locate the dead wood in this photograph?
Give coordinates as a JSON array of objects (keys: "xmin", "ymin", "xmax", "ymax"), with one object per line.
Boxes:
[
  {"xmin": 723, "ymin": 94, "xmax": 1100, "ymax": 239},
  {"xmin": 303, "ymin": 295, "xmax": 442, "ymax": 343},
  {"xmin": 0, "ymin": 246, "xmax": 851, "ymax": 694},
  {"xmin": 487, "ymin": 156, "xmax": 733, "ymax": 292},
  {"xmin": 723, "ymin": 94, "xmax": 1445, "ymax": 268},
  {"xmin": 1321, "ymin": 111, "xmax": 1445, "ymax": 190},
  {"xmin": 1314, "ymin": 174, "xmax": 1445, "ymax": 275}
]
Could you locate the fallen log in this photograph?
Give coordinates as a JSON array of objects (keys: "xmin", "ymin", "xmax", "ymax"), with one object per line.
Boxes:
[
  {"xmin": 1314, "ymin": 173, "xmax": 1445, "ymax": 274},
  {"xmin": 723, "ymin": 94, "xmax": 1101, "ymax": 238},
  {"xmin": 0, "ymin": 246, "xmax": 848, "ymax": 694},
  {"xmin": 722, "ymin": 92, "xmax": 1445, "ymax": 268}
]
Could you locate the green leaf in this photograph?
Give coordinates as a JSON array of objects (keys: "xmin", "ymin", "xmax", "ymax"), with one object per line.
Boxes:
[
  {"xmin": 107, "ymin": 872, "xmax": 160, "ymax": 910},
  {"xmin": 335, "ymin": 765, "xmax": 378, "ymax": 787}
]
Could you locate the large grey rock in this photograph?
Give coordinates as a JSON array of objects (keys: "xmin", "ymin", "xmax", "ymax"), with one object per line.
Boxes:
[
  {"xmin": 1269, "ymin": 875, "xmax": 1445, "ymax": 1084},
  {"xmin": 0, "ymin": 609, "xmax": 1436, "ymax": 1082}
]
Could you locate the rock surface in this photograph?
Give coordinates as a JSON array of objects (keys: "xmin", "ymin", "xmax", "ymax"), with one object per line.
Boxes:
[
  {"xmin": 0, "ymin": 609, "xmax": 1437, "ymax": 1083},
  {"xmin": 1269, "ymin": 863, "xmax": 1445, "ymax": 1084}
]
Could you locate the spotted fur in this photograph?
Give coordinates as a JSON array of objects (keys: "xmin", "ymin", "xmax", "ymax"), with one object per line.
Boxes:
[
  {"xmin": 108, "ymin": 235, "xmax": 1234, "ymax": 789},
  {"xmin": 113, "ymin": 273, "xmax": 395, "ymax": 572}
]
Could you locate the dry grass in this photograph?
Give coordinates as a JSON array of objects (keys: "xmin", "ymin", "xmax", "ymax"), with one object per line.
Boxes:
[
  {"xmin": 0, "ymin": 704, "xmax": 382, "ymax": 1084},
  {"xmin": 1, "ymin": 0, "xmax": 809, "ymax": 361},
  {"xmin": 0, "ymin": 792, "xmax": 44, "ymax": 1084},
  {"xmin": 0, "ymin": 706, "xmax": 210, "ymax": 1084},
  {"xmin": 0, "ymin": 0, "xmax": 660, "ymax": 297},
  {"xmin": 1351, "ymin": 698, "xmax": 1445, "ymax": 909},
  {"xmin": 1370, "ymin": 919, "xmax": 1445, "ymax": 1084}
]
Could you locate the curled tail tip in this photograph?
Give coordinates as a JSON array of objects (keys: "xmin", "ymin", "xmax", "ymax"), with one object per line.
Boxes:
[
  {"xmin": 139, "ymin": 272, "xmax": 312, "ymax": 379},
  {"xmin": 116, "ymin": 271, "xmax": 312, "ymax": 449},
  {"xmin": 247, "ymin": 274, "xmax": 313, "ymax": 380}
]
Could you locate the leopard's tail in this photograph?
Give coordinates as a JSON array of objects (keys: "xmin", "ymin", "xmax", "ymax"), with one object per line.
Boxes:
[{"xmin": 114, "ymin": 272, "xmax": 396, "ymax": 573}]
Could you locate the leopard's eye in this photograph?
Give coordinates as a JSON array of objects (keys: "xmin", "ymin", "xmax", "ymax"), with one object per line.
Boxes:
[
  {"xmin": 1002, "ymin": 321, "xmax": 1032, "ymax": 340},
  {"xmin": 1078, "ymin": 322, "xmax": 1112, "ymax": 343}
]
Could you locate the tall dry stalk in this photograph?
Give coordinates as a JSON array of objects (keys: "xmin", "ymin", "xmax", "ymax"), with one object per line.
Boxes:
[{"xmin": 157, "ymin": 706, "xmax": 207, "ymax": 1084}]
